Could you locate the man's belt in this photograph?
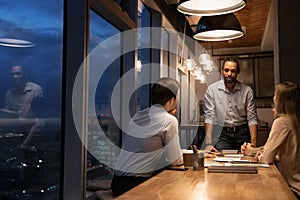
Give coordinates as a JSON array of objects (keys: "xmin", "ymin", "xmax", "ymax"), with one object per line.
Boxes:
[{"xmin": 222, "ymin": 124, "xmax": 248, "ymax": 133}]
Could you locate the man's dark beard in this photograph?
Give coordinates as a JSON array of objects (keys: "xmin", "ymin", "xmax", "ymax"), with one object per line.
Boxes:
[{"xmin": 224, "ymin": 76, "xmax": 236, "ymax": 83}]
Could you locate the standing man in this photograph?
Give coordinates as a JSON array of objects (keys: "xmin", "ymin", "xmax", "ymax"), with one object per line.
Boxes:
[
  {"xmin": 111, "ymin": 77, "xmax": 184, "ymax": 196},
  {"xmin": 4, "ymin": 65, "xmax": 43, "ymax": 118},
  {"xmin": 204, "ymin": 58, "xmax": 258, "ymax": 151}
]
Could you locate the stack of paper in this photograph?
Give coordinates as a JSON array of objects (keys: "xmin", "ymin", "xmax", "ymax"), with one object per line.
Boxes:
[
  {"xmin": 212, "ymin": 154, "xmax": 269, "ymax": 168},
  {"xmin": 208, "ymin": 166, "xmax": 258, "ymax": 174}
]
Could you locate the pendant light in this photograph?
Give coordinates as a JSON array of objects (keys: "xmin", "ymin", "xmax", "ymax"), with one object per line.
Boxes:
[
  {"xmin": 0, "ymin": 38, "xmax": 35, "ymax": 48},
  {"xmin": 177, "ymin": 0, "xmax": 246, "ymax": 16},
  {"xmin": 193, "ymin": 13, "xmax": 244, "ymax": 41},
  {"xmin": 183, "ymin": 57, "xmax": 196, "ymax": 71}
]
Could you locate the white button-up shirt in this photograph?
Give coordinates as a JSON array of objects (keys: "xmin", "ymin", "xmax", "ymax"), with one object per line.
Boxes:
[{"xmin": 114, "ymin": 104, "xmax": 183, "ymax": 177}]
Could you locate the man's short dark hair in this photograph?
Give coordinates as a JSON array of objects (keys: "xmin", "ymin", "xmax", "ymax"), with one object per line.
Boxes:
[
  {"xmin": 222, "ymin": 58, "xmax": 240, "ymax": 74},
  {"xmin": 151, "ymin": 77, "xmax": 179, "ymax": 106}
]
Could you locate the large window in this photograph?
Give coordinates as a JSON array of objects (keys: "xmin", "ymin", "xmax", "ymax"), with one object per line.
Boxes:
[
  {"xmin": 86, "ymin": 9, "xmax": 121, "ymax": 187},
  {"xmin": 161, "ymin": 28, "xmax": 170, "ymax": 77},
  {"xmin": 0, "ymin": 1, "xmax": 63, "ymax": 199},
  {"xmin": 137, "ymin": 0, "xmax": 151, "ymax": 111}
]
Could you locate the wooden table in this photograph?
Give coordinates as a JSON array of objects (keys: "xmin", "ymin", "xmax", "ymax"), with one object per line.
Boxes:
[{"xmin": 116, "ymin": 163, "xmax": 296, "ymax": 200}]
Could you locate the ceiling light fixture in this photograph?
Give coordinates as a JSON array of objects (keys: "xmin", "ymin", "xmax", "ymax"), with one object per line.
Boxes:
[
  {"xmin": 183, "ymin": 57, "xmax": 196, "ymax": 71},
  {"xmin": 177, "ymin": 0, "xmax": 246, "ymax": 16},
  {"xmin": 136, "ymin": 59, "xmax": 142, "ymax": 72},
  {"xmin": 193, "ymin": 13, "xmax": 244, "ymax": 41},
  {"xmin": 0, "ymin": 38, "xmax": 35, "ymax": 48},
  {"xmin": 198, "ymin": 53, "xmax": 211, "ymax": 65}
]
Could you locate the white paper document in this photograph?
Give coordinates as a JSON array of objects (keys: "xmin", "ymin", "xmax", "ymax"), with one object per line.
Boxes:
[{"xmin": 213, "ymin": 157, "xmax": 242, "ymax": 162}]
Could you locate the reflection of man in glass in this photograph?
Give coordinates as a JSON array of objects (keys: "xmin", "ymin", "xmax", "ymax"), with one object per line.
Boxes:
[{"xmin": 4, "ymin": 65, "xmax": 43, "ymax": 118}]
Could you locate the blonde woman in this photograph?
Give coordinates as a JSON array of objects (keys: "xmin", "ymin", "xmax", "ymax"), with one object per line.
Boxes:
[{"xmin": 241, "ymin": 81, "xmax": 300, "ymax": 199}]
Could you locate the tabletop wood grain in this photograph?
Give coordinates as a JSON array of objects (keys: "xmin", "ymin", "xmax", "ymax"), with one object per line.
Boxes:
[{"xmin": 116, "ymin": 163, "xmax": 296, "ymax": 200}]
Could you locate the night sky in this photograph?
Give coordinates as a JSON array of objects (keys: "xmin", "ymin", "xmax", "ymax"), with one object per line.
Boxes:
[{"xmin": 0, "ymin": 1, "xmax": 63, "ymax": 117}]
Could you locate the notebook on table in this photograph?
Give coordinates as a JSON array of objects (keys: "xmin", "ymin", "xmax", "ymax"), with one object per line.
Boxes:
[{"xmin": 207, "ymin": 166, "xmax": 258, "ymax": 174}]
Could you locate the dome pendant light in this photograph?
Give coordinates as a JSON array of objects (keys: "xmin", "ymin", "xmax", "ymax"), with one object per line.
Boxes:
[
  {"xmin": 193, "ymin": 13, "xmax": 244, "ymax": 41},
  {"xmin": 177, "ymin": 0, "xmax": 246, "ymax": 16}
]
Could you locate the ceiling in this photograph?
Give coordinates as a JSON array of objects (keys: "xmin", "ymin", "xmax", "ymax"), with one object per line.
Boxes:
[
  {"xmin": 165, "ymin": 0, "xmax": 273, "ymax": 54},
  {"xmin": 148, "ymin": 0, "xmax": 274, "ymax": 54},
  {"xmin": 183, "ymin": 0, "xmax": 273, "ymax": 52}
]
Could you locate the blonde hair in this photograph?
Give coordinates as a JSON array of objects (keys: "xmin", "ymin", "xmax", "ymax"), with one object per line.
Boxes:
[{"xmin": 275, "ymin": 81, "xmax": 300, "ymax": 136}]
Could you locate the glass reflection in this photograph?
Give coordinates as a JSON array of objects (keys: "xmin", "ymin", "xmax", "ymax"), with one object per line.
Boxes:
[
  {"xmin": 137, "ymin": 0, "xmax": 151, "ymax": 111},
  {"xmin": 87, "ymin": 10, "xmax": 121, "ymax": 189},
  {"xmin": 161, "ymin": 28, "xmax": 170, "ymax": 77},
  {"xmin": 0, "ymin": 1, "xmax": 63, "ymax": 199}
]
